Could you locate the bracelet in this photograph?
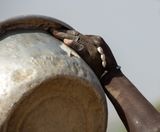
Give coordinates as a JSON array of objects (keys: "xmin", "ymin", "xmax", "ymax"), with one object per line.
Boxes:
[
  {"xmin": 97, "ymin": 47, "xmax": 107, "ymax": 68},
  {"xmin": 100, "ymin": 65, "xmax": 121, "ymax": 80}
]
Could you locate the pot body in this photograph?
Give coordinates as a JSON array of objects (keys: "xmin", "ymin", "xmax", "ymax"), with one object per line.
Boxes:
[{"xmin": 0, "ymin": 32, "xmax": 107, "ymax": 132}]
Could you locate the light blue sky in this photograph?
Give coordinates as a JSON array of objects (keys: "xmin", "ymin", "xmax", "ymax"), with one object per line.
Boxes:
[{"xmin": 0, "ymin": 0, "xmax": 160, "ymax": 131}]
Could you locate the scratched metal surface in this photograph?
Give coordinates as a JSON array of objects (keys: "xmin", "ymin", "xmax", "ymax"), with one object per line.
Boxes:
[{"xmin": 0, "ymin": 32, "xmax": 107, "ymax": 132}]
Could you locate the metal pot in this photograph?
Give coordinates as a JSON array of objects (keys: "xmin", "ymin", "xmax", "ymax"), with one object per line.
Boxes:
[{"xmin": 0, "ymin": 15, "xmax": 107, "ymax": 132}]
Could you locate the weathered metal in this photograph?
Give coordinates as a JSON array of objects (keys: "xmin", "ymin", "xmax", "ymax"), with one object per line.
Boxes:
[{"xmin": 0, "ymin": 16, "xmax": 107, "ymax": 132}]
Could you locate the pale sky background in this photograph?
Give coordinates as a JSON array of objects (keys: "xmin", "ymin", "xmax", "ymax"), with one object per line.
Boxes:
[{"xmin": 0, "ymin": 0, "xmax": 160, "ymax": 131}]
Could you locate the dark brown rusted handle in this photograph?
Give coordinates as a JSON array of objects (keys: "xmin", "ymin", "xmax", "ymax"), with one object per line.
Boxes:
[{"xmin": 0, "ymin": 15, "xmax": 74, "ymax": 40}]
